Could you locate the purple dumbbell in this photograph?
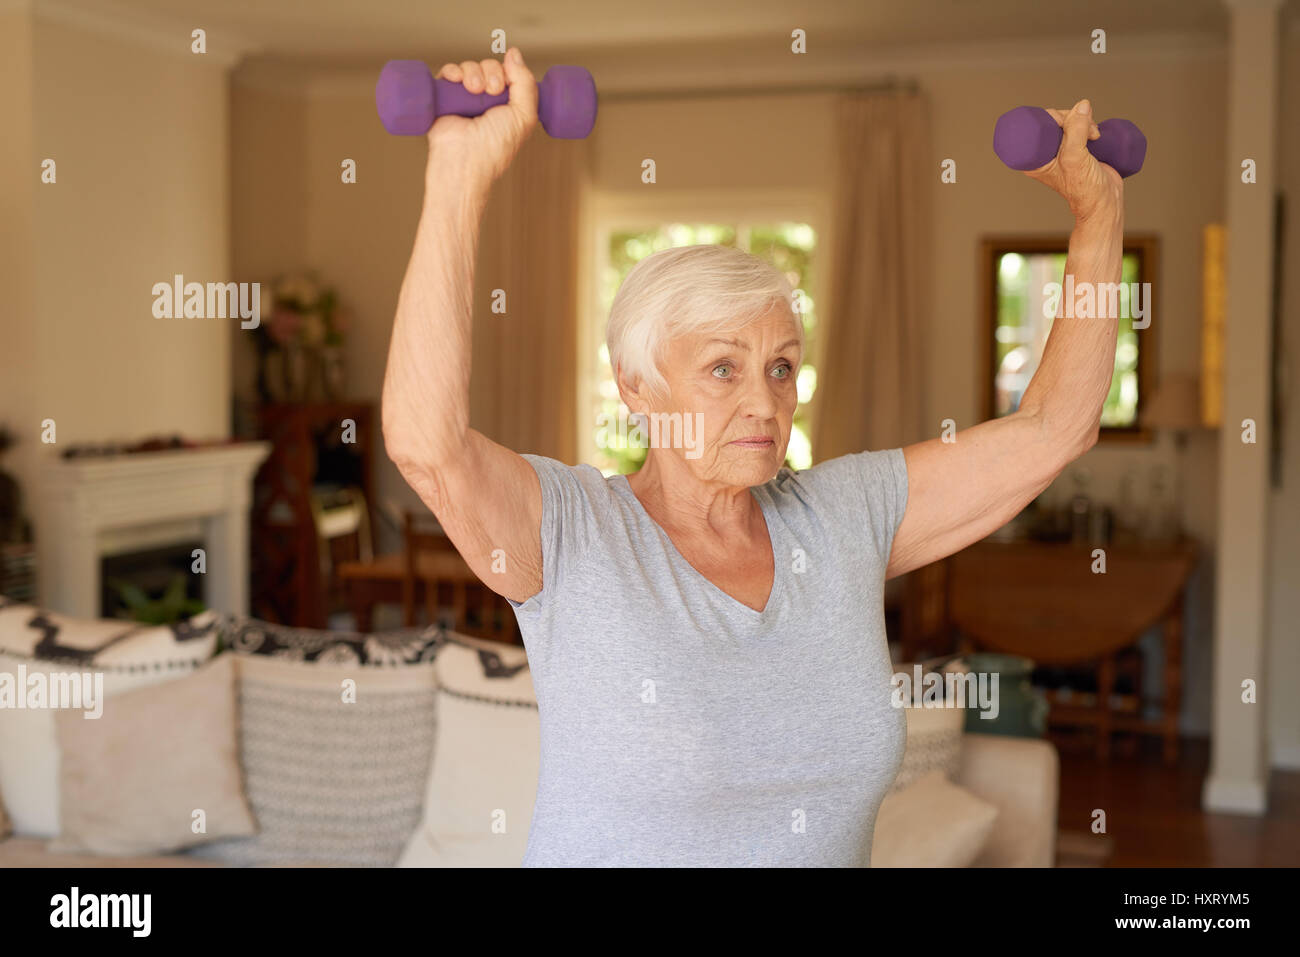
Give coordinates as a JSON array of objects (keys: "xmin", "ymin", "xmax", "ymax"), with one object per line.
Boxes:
[
  {"xmin": 376, "ymin": 60, "xmax": 597, "ymax": 139},
  {"xmin": 993, "ymin": 105, "xmax": 1146, "ymax": 177}
]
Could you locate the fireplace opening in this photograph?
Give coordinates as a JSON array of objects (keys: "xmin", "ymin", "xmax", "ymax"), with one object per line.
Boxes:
[{"xmin": 100, "ymin": 540, "xmax": 205, "ymax": 621}]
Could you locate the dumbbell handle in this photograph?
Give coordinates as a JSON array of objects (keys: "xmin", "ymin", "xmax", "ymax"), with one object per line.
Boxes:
[
  {"xmin": 993, "ymin": 105, "xmax": 1146, "ymax": 178},
  {"xmin": 376, "ymin": 61, "xmax": 596, "ymax": 139},
  {"xmin": 431, "ymin": 78, "xmax": 510, "ymax": 120}
]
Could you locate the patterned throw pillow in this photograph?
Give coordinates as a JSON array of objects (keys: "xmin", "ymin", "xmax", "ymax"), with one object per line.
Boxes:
[
  {"xmin": 188, "ymin": 618, "xmax": 446, "ymax": 866},
  {"xmin": 220, "ymin": 615, "xmax": 442, "ymax": 666},
  {"xmin": 0, "ymin": 598, "xmax": 221, "ymax": 837}
]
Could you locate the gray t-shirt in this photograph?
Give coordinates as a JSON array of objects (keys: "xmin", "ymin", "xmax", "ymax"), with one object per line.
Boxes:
[{"xmin": 507, "ymin": 447, "xmax": 910, "ymax": 866}]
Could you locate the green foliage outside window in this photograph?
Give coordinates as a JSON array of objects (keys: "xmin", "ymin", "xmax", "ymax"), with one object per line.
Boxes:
[{"xmin": 994, "ymin": 251, "xmax": 1141, "ymax": 428}]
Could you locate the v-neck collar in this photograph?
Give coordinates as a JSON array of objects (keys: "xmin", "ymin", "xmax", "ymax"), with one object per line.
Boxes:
[{"xmin": 612, "ymin": 473, "xmax": 784, "ymax": 620}]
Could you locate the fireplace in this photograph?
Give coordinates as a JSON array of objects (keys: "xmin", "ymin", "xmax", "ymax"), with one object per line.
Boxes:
[
  {"xmin": 100, "ymin": 539, "xmax": 206, "ymax": 620},
  {"xmin": 34, "ymin": 443, "xmax": 270, "ymax": 619}
]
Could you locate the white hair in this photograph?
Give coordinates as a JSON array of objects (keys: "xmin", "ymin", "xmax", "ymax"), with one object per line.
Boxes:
[{"xmin": 606, "ymin": 244, "xmax": 801, "ymax": 404}]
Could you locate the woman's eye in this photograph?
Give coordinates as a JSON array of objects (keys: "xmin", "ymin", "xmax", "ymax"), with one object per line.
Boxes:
[
  {"xmin": 772, "ymin": 363, "xmax": 793, "ymax": 379},
  {"xmin": 712, "ymin": 364, "xmax": 732, "ymax": 379}
]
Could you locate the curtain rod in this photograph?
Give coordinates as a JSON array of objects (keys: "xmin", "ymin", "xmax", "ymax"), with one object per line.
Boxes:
[{"xmin": 600, "ymin": 77, "xmax": 920, "ymax": 102}]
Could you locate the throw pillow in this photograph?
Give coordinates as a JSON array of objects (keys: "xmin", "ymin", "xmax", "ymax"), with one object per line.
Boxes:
[
  {"xmin": 888, "ymin": 658, "xmax": 972, "ymax": 794},
  {"xmin": 220, "ymin": 615, "xmax": 441, "ymax": 666},
  {"xmin": 871, "ymin": 769, "xmax": 999, "ymax": 867},
  {"xmin": 398, "ymin": 633, "xmax": 538, "ymax": 868},
  {"xmin": 188, "ymin": 632, "xmax": 441, "ymax": 867},
  {"xmin": 50, "ymin": 653, "xmax": 256, "ymax": 856},
  {"xmin": 0, "ymin": 600, "xmax": 221, "ymax": 837}
]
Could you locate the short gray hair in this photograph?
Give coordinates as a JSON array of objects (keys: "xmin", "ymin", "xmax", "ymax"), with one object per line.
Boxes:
[{"xmin": 606, "ymin": 244, "xmax": 801, "ymax": 403}]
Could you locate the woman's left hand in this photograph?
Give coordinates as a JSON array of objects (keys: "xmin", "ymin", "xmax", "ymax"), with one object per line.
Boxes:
[{"xmin": 1024, "ymin": 99, "xmax": 1124, "ymax": 223}]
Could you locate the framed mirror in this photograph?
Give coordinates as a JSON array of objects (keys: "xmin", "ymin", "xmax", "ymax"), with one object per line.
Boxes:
[{"xmin": 979, "ymin": 234, "xmax": 1159, "ymax": 443}]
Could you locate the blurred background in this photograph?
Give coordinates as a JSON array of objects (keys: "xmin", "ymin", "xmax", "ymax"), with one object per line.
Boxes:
[{"xmin": 0, "ymin": 0, "xmax": 1297, "ymax": 866}]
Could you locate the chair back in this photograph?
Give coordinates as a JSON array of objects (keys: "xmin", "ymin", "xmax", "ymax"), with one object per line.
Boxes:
[{"xmin": 399, "ymin": 513, "xmax": 518, "ymax": 643}]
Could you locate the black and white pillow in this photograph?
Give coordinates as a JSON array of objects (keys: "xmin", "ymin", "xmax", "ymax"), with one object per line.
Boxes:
[
  {"xmin": 0, "ymin": 600, "xmax": 222, "ymax": 837},
  {"xmin": 0, "ymin": 595, "xmax": 218, "ymax": 670}
]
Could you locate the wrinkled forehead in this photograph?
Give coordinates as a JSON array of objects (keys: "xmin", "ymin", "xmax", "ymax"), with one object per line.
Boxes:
[{"xmin": 667, "ymin": 306, "xmax": 804, "ymax": 356}]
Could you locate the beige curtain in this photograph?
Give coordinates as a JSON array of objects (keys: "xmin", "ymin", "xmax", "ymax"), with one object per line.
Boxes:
[
  {"xmin": 469, "ymin": 132, "xmax": 588, "ymax": 464},
  {"xmin": 810, "ymin": 91, "xmax": 930, "ymax": 460}
]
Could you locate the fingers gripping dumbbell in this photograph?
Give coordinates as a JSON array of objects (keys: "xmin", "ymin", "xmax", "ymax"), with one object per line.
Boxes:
[{"xmin": 375, "ymin": 60, "xmax": 597, "ymax": 138}]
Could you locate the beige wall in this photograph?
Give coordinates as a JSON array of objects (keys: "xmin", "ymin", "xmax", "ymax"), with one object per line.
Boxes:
[
  {"xmin": 230, "ymin": 84, "xmax": 429, "ymax": 546},
  {"xmin": 21, "ymin": 18, "xmax": 232, "ymax": 460},
  {"xmin": 4, "ymin": 12, "xmax": 231, "ymax": 538},
  {"xmin": 229, "ymin": 83, "xmax": 310, "ymax": 402},
  {"xmin": 0, "ymin": 11, "xmax": 37, "ymax": 507},
  {"xmin": 231, "ymin": 34, "xmax": 1300, "ymax": 752}
]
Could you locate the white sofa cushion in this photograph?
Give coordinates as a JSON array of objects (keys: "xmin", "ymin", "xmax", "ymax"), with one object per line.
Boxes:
[
  {"xmin": 871, "ymin": 769, "xmax": 999, "ymax": 867},
  {"xmin": 399, "ymin": 633, "xmax": 538, "ymax": 868},
  {"xmin": 50, "ymin": 653, "xmax": 256, "ymax": 856}
]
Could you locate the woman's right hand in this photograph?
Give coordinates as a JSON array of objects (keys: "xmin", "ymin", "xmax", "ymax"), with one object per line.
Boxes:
[{"xmin": 428, "ymin": 48, "xmax": 538, "ymax": 185}]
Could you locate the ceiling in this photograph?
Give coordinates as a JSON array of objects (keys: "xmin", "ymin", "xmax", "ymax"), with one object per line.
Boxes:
[
  {"xmin": 46, "ymin": 0, "xmax": 1238, "ymax": 60},
  {"xmin": 40, "ymin": 0, "xmax": 1299, "ymax": 94}
]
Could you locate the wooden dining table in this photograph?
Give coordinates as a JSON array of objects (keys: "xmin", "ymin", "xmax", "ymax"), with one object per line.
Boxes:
[
  {"xmin": 336, "ymin": 550, "xmax": 520, "ymax": 643},
  {"xmin": 941, "ymin": 535, "xmax": 1200, "ymax": 763}
]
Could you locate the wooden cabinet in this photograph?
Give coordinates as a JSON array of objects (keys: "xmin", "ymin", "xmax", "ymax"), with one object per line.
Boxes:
[{"xmin": 250, "ymin": 402, "xmax": 374, "ymax": 628}]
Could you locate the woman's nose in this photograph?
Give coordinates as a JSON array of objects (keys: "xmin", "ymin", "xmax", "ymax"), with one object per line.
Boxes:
[{"xmin": 736, "ymin": 371, "xmax": 781, "ymax": 419}]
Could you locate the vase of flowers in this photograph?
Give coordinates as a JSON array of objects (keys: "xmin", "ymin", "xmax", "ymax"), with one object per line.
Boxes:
[{"xmin": 257, "ymin": 272, "xmax": 351, "ymax": 403}]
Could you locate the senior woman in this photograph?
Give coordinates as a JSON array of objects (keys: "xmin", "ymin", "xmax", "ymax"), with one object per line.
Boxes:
[{"xmin": 383, "ymin": 49, "xmax": 1123, "ymax": 866}]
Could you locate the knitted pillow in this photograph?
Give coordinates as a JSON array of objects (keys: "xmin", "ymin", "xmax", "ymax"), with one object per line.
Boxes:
[
  {"xmin": 889, "ymin": 658, "xmax": 972, "ymax": 794},
  {"xmin": 187, "ymin": 618, "xmax": 444, "ymax": 866}
]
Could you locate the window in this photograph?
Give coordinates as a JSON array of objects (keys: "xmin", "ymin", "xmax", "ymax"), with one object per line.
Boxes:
[
  {"xmin": 981, "ymin": 235, "xmax": 1158, "ymax": 438},
  {"xmin": 589, "ymin": 221, "xmax": 819, "ymax": 475}
]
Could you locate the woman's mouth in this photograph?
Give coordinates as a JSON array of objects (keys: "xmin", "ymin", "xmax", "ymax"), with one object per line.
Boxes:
[{"xmin": 729, "ymin": 436, "xmax": 775, "ymax": 449}]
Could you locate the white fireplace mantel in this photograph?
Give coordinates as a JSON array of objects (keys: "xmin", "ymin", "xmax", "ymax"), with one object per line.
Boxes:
[{"xmin": 35, "ymin": 442, "xmax": 271, "ymax": 619}]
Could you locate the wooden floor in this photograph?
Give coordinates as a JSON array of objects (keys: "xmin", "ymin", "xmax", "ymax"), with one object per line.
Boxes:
[{"xmin": 1053, "ymin": 731, "xmax": 1300, "ymax": 866}]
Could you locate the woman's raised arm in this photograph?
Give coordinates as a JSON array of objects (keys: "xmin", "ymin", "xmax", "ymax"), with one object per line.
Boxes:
[
  {"xmin": 381, "ymin": 49, "xmax": 546, "ymax": 604},
  {"xmin": 885, "ymin": 99, "xmax": 1124, "ymax": 579}
]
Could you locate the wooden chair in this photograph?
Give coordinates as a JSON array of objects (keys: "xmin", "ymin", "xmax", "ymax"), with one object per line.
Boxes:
[
  {"xmin": 310, "ymin": 485, "xmax": 373, "ymax": 616},
  {"xmin": 401, "ymin": 512, "xmax": 519, "ymax": 643}
]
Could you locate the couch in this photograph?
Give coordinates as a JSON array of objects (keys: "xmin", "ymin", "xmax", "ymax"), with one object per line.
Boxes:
[{"xmin": 0, "ymin": 602, "xmax": 1059, "ymax": 867}]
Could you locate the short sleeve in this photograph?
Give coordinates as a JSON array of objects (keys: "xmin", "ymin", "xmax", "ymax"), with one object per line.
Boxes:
[
  {"xmin": 505, "ymin": 454, "xmax": 596, "ymax": 615},
  {"xmin": 793, "ymin": 447, "xmax": 910, "ymax": 565}
]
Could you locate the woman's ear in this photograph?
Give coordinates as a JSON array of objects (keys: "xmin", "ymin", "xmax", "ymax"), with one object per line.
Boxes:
[{"xmin": 614, "ymin": 362, "xmax": 648, "ymax": 418}]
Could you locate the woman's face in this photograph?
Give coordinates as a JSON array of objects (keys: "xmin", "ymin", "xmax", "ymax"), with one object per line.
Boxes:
[{"xmin": 633, "ymin": 305, "xmax": 802, "ymax": 490}]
